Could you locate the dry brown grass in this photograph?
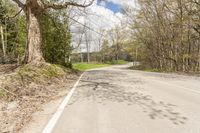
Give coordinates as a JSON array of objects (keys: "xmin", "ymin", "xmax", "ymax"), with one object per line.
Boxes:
[{"xmin": 0, "ymin": 63, "xmax": 80, "ymax": 132}]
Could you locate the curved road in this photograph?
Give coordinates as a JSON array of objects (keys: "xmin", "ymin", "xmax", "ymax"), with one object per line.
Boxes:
[{"xmin": 51, "ymin": 64, "xmax": 200, "ymax": 133}]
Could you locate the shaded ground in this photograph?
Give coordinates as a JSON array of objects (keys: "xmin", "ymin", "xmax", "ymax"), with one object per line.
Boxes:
[{"xmin": 70, "ymin": 70, "xmax": 187, "ymax": 125}]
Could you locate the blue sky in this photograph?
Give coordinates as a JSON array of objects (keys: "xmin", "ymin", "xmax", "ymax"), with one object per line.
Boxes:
[{"xmin": 97, "ymin": 0, "xmax": 122, "ymax": 13}]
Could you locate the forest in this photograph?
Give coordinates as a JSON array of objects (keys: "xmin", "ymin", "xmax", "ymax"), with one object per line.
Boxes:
[{"xmin": 124, "ymin": 0, "xmax": 200, "ymax": 72}]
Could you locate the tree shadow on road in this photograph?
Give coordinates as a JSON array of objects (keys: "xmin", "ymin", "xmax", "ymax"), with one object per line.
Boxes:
[
  {"xmin": 70, "ymin": 80, "xmax": 188, "ymax": 125},
  {"xmin": 68, "ymin": 70, "xmax": 188, "ymax": 125}
]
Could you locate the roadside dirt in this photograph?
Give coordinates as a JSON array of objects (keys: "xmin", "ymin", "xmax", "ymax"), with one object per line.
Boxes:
[{"xmin": 0, "ymin": 64, "xmax": 80, "ymax": 133}]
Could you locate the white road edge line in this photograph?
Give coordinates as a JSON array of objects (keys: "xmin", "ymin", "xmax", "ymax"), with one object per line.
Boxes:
[{"xmin": 42, "ymin": 72, "xmax": 85, "ymax": 133}]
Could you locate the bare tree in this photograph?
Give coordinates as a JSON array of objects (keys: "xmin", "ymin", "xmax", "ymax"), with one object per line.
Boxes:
[
  {"xmin": 72, "ymin": 25, "xmax": 86, "ymax": 62},
  {"xmin": 108, "ymin": 26, "xmax": 126, "ymax": 63},
  {"xmin": 124, "ymin": 0, "xmax": 200, "ymax": 72}
]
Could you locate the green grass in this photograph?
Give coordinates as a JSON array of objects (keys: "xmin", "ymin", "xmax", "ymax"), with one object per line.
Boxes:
[
  {"xmin": 116, "ymin": 60, "xmax": 128, "ymax": 65},
  {"xmin": 73, "ymin": 63, "xmax": 111, "ymax": 71},
  {"xmin": 106, "ymin": 60, "xmax": 128, "ymax": 65}
]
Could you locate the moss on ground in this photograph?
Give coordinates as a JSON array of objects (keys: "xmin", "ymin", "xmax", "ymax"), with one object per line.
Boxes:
[{"xmin": 17, "ymin": 64, "xmax": 66, "ymax": 82}]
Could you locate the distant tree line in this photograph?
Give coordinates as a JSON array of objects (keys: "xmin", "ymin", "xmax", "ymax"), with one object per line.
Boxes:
[
  {"xmin": 124, "ymin": 0, "xmax": 200, "ymax": 72},
  {"xmin": 71, "ymin": 27, "xmax": 130, "ymax": 64}
]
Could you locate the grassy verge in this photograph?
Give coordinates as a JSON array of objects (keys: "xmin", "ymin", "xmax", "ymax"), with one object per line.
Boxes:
[
  {"xmin": 106, "ymin": 60, "xmax": 128, "ymax": 65},
  {"xmin": 73, "ymin": 63, "xmax": 111, "ymax": 71}
]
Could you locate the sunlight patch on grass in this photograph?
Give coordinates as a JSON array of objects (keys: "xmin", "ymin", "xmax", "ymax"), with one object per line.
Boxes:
[
  {"xmin": 73, "ymin": 63, "xmax": 110, "ymax": 71},
  {"xmin": 105, "ymin": 60, "xmax": 128, "ymax": 65}
]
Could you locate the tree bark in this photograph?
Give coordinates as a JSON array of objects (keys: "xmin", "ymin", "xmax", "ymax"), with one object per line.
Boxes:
[
  {"xmin": 0, "ymin": 25, "xmax": 6, "ymax": 63},
  {"xmin": 24, "ymin": 5, "xmax": 44, "ymax": 64}
]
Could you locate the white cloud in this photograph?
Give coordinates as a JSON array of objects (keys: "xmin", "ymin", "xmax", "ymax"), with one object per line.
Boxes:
[
  {"xmin": 99, "ymin": 1, "xmax": 106, "ymax": 7},
  {"xmin": 70, "ymin": 0, "xmax": 135, "ymax": 52},
  {"xmin": 88, "ymin": 2, "xmax": 122, "ymax": 29},
  {"xmin": 107, "ymin": 0, "xmax": 136, "ymax": 7}
]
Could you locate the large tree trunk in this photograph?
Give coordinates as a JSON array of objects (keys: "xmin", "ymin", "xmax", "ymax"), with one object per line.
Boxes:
[{"xmin": 24, "ymin": 4, "xmax": 44, "ymax": 64}]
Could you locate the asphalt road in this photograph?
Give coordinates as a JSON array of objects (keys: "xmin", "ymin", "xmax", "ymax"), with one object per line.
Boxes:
[{"xmin": 52, "ymin": 64, "xmax": 200, "ymax": 133}]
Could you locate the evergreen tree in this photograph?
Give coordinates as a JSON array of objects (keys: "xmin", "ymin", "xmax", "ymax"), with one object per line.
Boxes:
[
  {"xmin": 42, "ymin": 12, "xmax": 72, "ymax": 68},
  {"xmin": 0, "ymin": 0, "xmax": 6, "ymax": 24}
]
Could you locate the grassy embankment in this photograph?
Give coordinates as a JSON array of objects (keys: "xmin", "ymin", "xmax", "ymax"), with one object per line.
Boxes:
[
  {"xmin": 0, "ymin": 63, "xmax": 79, "ymax": 132},
  {"xmin": 0, "ymin": 63, "xmax": 79, "ymax": 99}
]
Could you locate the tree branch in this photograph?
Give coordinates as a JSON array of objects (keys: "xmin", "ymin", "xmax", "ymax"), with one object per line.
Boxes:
[
  {"xmin": 44, "ymin": 0, "xmax": 95, "ymax": 10},
  {"xmin": 6, "ymin": 7, "xmax": 24, "ymax": 19},
  {"xmin": 12, "ymin": 0, "xmax": 25, "ymax": 9},
  {"xmin": 43, "ymin": 12, "xmax": 60, "ymax": 30}
]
